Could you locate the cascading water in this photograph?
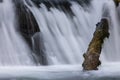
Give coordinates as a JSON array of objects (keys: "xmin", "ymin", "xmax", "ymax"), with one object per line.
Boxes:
[
  {"xmin": 0, "ymin": 0, "xmax": 120, "ymax": 80},
  {"xmin": 24, "ymin": 0, "xmax": 97, "ymax": 65},
  {"xmin": 1, "ymin": 0, "xmax": 119, "ymax": 66},
  {"xmin": 24, "ymin": 0, "xmax": 120, "ymax": 65},
  {"xmin": 102, "ymin": 0, "xmax": 120, "ymax": 61},
  {"xmin": 0, "ymin": 0, "xmax": 35, "ymax": 66}
]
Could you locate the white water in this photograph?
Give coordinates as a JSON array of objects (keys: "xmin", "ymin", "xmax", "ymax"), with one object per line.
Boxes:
[
  {"xmin": 102, "ymin": 0, "xmax": 120, "ymax": 61},
  {"xmin": 0, "ymin": 0, "xmax": 120, "ymax": 80},
  {"xmin": 0, "ymin": 0, "xmax": 35, "ymax": 66},
  {"xmin": 0, "ymin": 0, "xmax": 119, "ymax": 66},
  {"xmin": 0, "ymin": 63, "xmax": 120, "ymax": 80},
  {"xmin": 24, "ymin": 0, "xmax": 120, "ymax": 65}
]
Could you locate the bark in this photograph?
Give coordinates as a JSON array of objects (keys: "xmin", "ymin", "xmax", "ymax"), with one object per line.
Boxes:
[{"xmin": 82, "ymin": 18, "xmax": 110, "ymax": 70}]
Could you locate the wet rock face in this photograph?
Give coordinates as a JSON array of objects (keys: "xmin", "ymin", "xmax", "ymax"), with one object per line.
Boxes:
[
  {"xmin": 31, "ymin": 0, "xmax": 74, "ymax": 15},
  {"xmin": 114, "ymin": 0, "xmax": 120, "ymax": 6},
  {"xmin": 13, "ymin": 0, "xmax": 40, "ymax": 36},
  {"xmin": 0, "ymin": 0, "xmax": 3, "ymax": 3},
  {"xmin": 12, "ymin": 0, "xmax": 48, "ymax": 65},
  {"xmin": 82, "ymin": 18, "xmax": 109, "ymax": 70},
  {"xmin": 31, "ymin": 0, "xmax": 91, "ymax": 16},
  {"xmin": 31, "ymin": 0, "xmax": 40, "ymax": 6},
  {"xmin": 31, "ymin": 0, "xmax": 91, "ymax": 5}
]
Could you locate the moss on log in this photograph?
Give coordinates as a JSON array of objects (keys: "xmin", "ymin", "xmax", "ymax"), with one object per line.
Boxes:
[{"xmin": 82, "ymin": 18, "xmax": 110, "ymax": 70}]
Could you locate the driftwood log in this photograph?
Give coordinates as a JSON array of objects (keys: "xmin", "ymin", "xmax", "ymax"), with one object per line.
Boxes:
[{"xmin": 82, "ymin": 18, "xmax": 110, "ymax": 70}]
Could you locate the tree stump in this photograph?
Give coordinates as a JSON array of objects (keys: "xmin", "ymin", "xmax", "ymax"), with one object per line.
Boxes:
[{"xmin": 82, "ymin": 18, "xmax": 110, "ymax": 70}]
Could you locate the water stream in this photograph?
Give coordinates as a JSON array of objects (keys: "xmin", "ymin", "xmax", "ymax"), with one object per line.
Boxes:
[
  {"xmin": 0, "ymin": 0, "xmax": 35, "ymax": 66},
  {"xmin": 25, "ymin": 0, "xmax": 120, "ymax": 64},
  {"xmin": 0, "ymin": 0, "xmax": 120, "ymax": 80}
]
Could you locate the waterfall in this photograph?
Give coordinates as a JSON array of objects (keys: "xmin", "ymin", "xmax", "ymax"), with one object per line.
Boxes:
[
  {"xmin": 1, "ymin": 0, "xmax": 120, "ymax": 80},
  {"xmin": 24, "ymin": 0, "xmax": 120, "ymax": 65},
  {"xmin": 0, "ymin": 0, "xmax": 120, "ymax": 66},
  {"xmin": 0, "ymin": 0, "xmax": 35, "ymax": 66},
  {"xmin": 102, "ymin": 0, "xmax": 120, "ymax": 61}
]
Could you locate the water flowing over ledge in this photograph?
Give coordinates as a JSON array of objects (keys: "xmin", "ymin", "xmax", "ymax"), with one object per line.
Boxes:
[
  {"xmin": 0, "ymin": 0, "xmax": 120, "ymax": 80},
  {"xmin": 0, "ymin": 0, "xmax": 120, "ymax": 65},
  {"xmin": 24, "ymin": 0, "xmax": 120, "ymax": 65},
  {"xmin": 0, "ymin": 0, "xmax": 35, "ymax": 66}
]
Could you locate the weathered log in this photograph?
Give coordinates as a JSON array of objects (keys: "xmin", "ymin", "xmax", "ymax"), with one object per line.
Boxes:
[{"xmin": 82, "ymin": 18, "xmax": 110, "ymax": 70}]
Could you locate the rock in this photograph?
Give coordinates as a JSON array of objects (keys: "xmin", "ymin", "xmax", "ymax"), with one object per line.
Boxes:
[
  {"xmin": 82, "ymin": 18, "xmax": 110, "ymax": 70},
  {"xmin": 114, "ymin": 0, "xmax": 120, "ymax": 6},
  {"xmin": 31, "ymin": 0, "xmax": 91, "ymax": 16},
  {"xmin": 13, "ymin": 0, "xmax": 48, "ymax": 65},
  {"xmin": 0, "ymin": 0, "xmax": 3, "ymax": 3},
  {"xmin": 13, "ymin": 0, "xmax": 40, "ymax": 36}
]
